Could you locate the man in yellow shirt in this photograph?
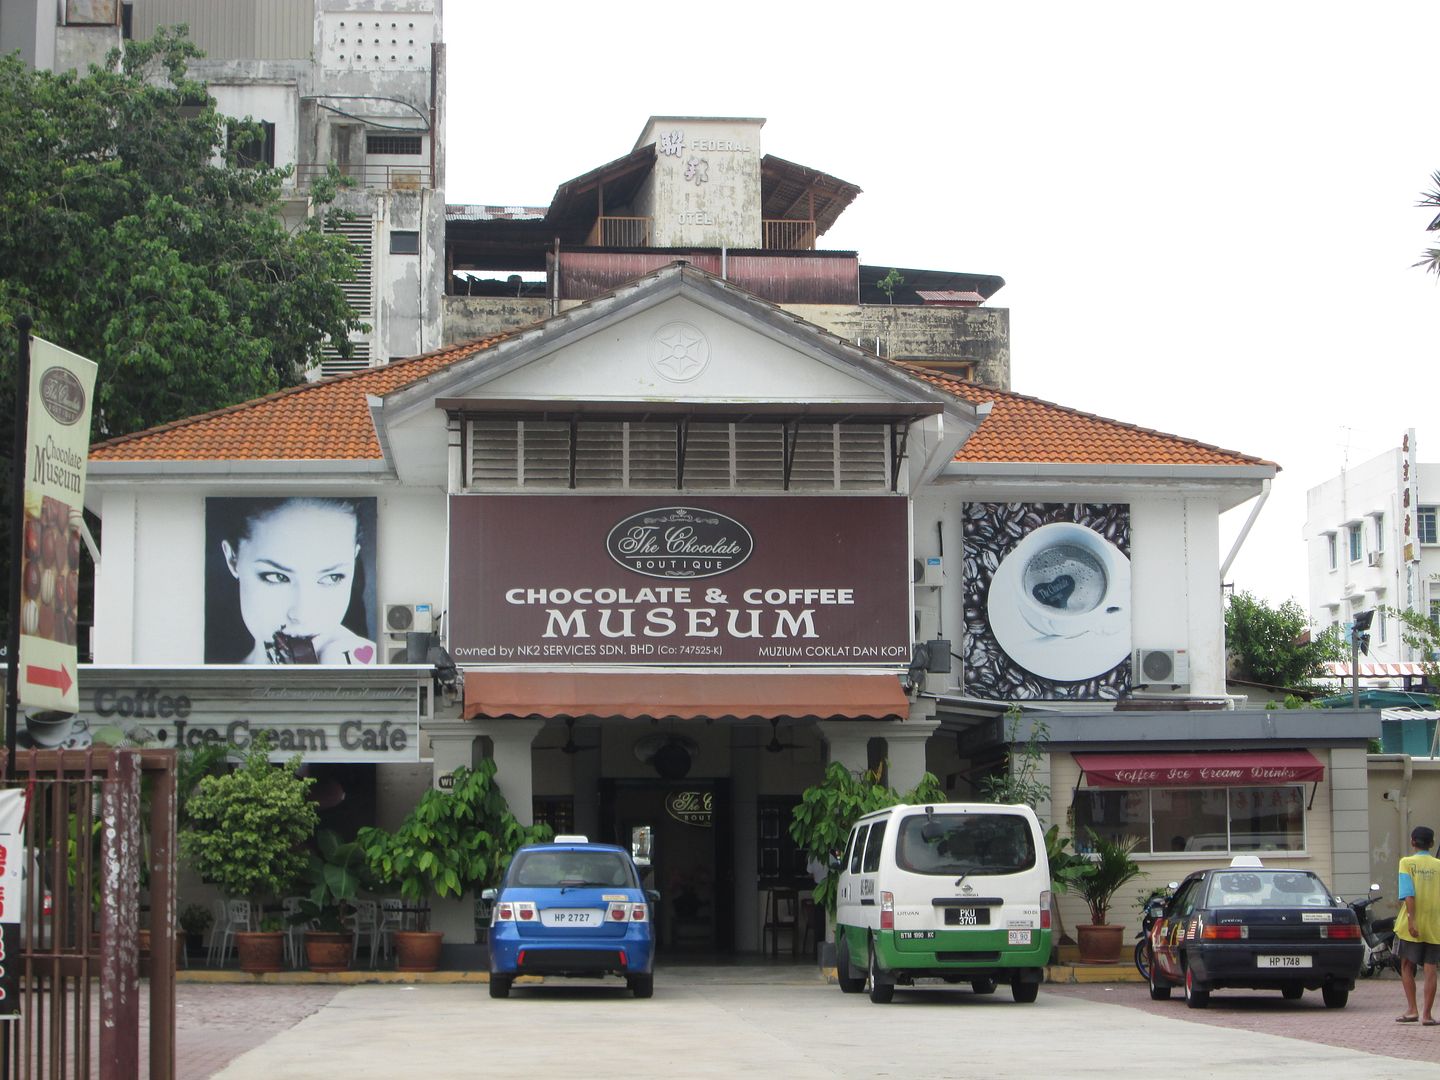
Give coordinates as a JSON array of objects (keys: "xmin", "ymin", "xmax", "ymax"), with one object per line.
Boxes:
[{"xmin": 1396, "ymin": 825, "xmax": 1440, "ymax": 1025}]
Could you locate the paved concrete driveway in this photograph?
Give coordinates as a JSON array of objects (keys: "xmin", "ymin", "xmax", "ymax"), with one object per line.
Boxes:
[{"xmin": 200, "ymin": 968, "xmax": 1440, "ymax": 1080}]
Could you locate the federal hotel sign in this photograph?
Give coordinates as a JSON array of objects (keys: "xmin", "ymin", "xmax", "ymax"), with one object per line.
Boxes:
[{"xmin": 448, "ymin": 496, "xmax": 911, "ymax": 665}]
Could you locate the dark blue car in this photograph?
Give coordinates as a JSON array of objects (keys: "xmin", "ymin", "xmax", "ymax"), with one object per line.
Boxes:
[{"xmin": 485, "ymin": 837, "xmax": 655, "ymax": 999}]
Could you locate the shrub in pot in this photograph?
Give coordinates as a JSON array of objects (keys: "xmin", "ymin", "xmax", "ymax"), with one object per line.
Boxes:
[
  {"xmin": 178, "ymin": 903, "xmax": 214, "ymax": 959},
  {"xmin": 1075, "ymin": 830, "xmax": 1143, "ymax": 964},
  {"xmin": 290, "ymin": 829, "xmax": 368, "ymax": 972},
  {"xmin": 358, "ymin": 760, "xmax": 550, "ymax": 971},
  {"xmin": 179, "ymin": 735, "xmax": 318, "ymax": 972}
]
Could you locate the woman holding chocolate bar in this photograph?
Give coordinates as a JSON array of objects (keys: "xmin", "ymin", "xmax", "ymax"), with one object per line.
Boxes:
[{"xmin": 206, "ymin": 497, "xmax": 378, "ymax": 665}]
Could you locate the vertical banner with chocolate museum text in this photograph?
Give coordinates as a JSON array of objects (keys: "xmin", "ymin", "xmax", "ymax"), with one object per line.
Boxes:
[
  {"xmin": 18, "ymin": 339, "xmax": 97, "ymax": 715},
  {"xmin": 0, "ymin": 787, "xmax": 24, "ymax": 1018}
]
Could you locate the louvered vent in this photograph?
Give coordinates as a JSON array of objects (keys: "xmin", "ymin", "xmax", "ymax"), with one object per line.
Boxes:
[
  {"xmin": 790, "ymin": 425, "xmax": 837, "ymax": 490},
  {"xmin": 735, "ymin": 424, "xmax": 785, "ymax": 489},
  {"xmin": 627, "ymin": 423, "xmax": 677, "ymax": 487},
  {"xmin": 838, "ymin": 425, "xmax": 888, "ymax": 489},
  {"xmin": 685, "ymin": 423, "xmax": 732, "ymax": 489},
  {"xmin": 520, "ymin": 421, "xmax": 570, "ymax": 488},
  {"xmin": 575, "ymin": 422, "xmax": 623, "ymax": 488},
  {"xmin": 319, "ymin": 340, "xmax": 372, "ymax": 378},
  {"xmin": 320, "ymin": 215, "xmax": 376, "ymax": 377},
  {"xmin": 463, "ymin": 418, "xmax": 889, "ymax": 491},
  {"xmin": 469, "ymin": 420, "xmax": 519, "ymax": 485}
]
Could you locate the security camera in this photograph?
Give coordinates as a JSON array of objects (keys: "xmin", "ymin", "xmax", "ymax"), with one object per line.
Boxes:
[{"xmin": 1383, "ymin": 789, "xmax": 1401, "ymax": 802}]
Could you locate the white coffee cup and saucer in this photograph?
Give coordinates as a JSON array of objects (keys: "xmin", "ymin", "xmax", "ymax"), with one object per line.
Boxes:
[{"xmin": 985, "ymin": 521, "xmax": 1132, "ymax": 681}]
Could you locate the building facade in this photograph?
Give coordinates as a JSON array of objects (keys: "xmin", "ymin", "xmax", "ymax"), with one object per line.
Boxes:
[
  {"xmin": 1305, "ymin": 430, "xmax": 1437, "ymax": 679},
  {"xmin": 84, "ymin": 252, "xmax": 1378, "ymax": 954},
  {"xmin": 442, "ymin": 116, "xmax": 1012, "ymax": 390},
  {"xmin": 131, "ymin": 0, "xmax": 448, "ymax": 374}
]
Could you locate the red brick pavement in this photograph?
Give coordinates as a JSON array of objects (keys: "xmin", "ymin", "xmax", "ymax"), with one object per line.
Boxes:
[
  {"xmin": 1047, "ymin": 975, "xmax": 1439, "ymax": 1065},
  {"xmin": 177, "ymin": 985, "xmax": 341, "ymax": 1079}
]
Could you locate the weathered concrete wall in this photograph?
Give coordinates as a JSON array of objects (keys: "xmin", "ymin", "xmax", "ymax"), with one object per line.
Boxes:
[
  {"xmin": 791, "ymin": 303, "xmax": 1011, "ymax": 390},
  {"xmin": 443, "ymin": 297, "xmax": 553, "ymax": 343},
  {"xmin": 443, "ymin": 297, "xmax": 1011, "ymax": 391},
  {"xmin": 1368, "ymin": 755, "xmax": 1440, "ymax": 921},
  {"xmin": 635, "ymin": 118, "xmax": 763, "ymax": 249}
]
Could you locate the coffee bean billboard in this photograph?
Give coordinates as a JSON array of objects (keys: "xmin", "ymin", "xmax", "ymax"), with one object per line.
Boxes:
[
  {"xmin": 448, "ymin": 496, "xmax": 910, "ymax": 666},
  {"xmin": 962, "ymin": 502, "xmax": 1132, "ymax": 700}
]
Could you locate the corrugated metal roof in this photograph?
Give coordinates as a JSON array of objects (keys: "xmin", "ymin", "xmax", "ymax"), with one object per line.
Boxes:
[{"xmin": 445, "ymin": 205, "xmax": 548, "ymax": 222}]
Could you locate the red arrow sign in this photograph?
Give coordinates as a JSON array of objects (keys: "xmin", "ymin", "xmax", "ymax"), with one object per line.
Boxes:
[{"xmin": 25, "ymin": 664, "xmax": 72, "ymax": 696}]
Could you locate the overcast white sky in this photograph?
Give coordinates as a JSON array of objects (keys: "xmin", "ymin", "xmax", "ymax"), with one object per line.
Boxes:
[{"xmin": 444, "ymin": 1, "xmax": 1440, "ymax": 612}]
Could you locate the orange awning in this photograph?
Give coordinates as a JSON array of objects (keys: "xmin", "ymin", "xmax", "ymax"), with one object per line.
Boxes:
[{"xmin": 462, "ymin": 672, "xmax": 910, "ymax": 721}]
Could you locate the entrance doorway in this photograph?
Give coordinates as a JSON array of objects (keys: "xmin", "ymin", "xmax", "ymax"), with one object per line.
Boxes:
[{"xmin": 600, "ymin": 779, "xmax": 733, "ymax": 954}]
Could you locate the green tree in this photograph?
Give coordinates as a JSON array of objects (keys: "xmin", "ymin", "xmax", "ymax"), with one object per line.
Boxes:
[
  {"xmin": 358, "ymin": 759, "xmax": 551, "ymax": 903},
  {"xmin": 1387, "ymin": 604, "xmax": 1440, "ymax": 693},
  {"xmin": 1224, "ymin": 591, "xmax": 1346, "ymax": 688},
  {"xmin": 179, "ymin": 735, "xmax": 319, "ymax": 920},
  {"xmin": 0, "ymin": 27, "xmax": 362, "ymax": 439},
  {"xmin": 789, "ymin": 761, "xmax": 944, "ymax": 914}
]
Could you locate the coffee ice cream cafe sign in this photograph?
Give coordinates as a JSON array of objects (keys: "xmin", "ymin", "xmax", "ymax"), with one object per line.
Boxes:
[
  {"xmin": 447, "ymin": 496, "xmax": 911, "ymax": 665},
  {"xmin": 67, "ymin": 670, "xmax": 425, "ymax": 763}
]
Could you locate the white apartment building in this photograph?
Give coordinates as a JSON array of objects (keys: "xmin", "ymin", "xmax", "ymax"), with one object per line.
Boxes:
[{"xmin": 1304, "ymin": 430, "xmax": 1438, "ymax": 672}]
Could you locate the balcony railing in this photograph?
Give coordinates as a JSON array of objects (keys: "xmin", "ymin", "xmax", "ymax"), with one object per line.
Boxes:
[
  {"xmin": 588, "ymin": 216, "xmax": 653, "ymax": 247},
  {"xmin": 295, "ymin": 163, "xmax": 434, "ymax": 191},
  {"xmin": 763, "ymin": 219, "xmax": 816, "ymax": 251}
]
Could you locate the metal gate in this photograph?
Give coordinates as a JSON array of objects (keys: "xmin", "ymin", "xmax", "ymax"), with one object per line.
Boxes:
[{"xmin": 1, "ymin": 748, "xmax": 176, "ymax": 1079}]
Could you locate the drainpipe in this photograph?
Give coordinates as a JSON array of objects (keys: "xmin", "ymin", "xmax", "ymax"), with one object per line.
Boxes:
[
  {"xmin": 1219, "ymin": 478, "xmax": 1271, "ymax": 582},
  {"xmin": 721, "ymin": 246, "xmax": 727, "ymax": 281}
]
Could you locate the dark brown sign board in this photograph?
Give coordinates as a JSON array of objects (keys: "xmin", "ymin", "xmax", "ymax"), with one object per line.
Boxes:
[{"xmin": 448, "ymin": 496, "xmax": 910, "ymax": 666}]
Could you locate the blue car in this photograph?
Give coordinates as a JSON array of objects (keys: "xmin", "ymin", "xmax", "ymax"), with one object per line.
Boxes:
[{"xmin": 485, "ymin": 837, "xmax": 655, "ymax": 999}]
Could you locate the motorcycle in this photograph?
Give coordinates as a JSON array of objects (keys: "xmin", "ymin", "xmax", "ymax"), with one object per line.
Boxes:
[
  {"xmin": 1349, "ymin": 884, "xmax": 1397, "ymax": 978},
  {"xmin": 1133, "ymin": 886, "xmax": 1172, "ymax": 981}
]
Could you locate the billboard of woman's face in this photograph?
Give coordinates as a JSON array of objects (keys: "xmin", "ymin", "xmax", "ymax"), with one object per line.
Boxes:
[{"xmin": 205, "ymin": 497, "xmax": 378, "ymax": 665}]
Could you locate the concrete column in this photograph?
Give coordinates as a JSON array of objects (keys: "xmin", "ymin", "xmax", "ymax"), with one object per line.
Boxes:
[
  {"xmin": 816, "ymin": 713, "xmax": 940, "ymax": 793},
  {"xmin": 422, "ymin": 719, "xmax": 479, "ymax": 790},
  {"xmin": 730, "ymin": 725, "xmax": 760, "ymax": 953},
  {"xmin": 1329, "ymin": 746, "xmax": 1372, "ymax": 900},
  {"xmin": 469, "ymin": 718, "xmax": 546, "ymax": 827}
]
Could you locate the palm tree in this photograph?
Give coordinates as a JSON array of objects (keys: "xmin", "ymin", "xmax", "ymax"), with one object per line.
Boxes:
[{"xmin": 1416, "ymin": 170, "xmax": 1440, "ymax": 275}]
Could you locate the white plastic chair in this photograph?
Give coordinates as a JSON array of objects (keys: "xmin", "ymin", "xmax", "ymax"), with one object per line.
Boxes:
[
  {"xmin": 376, "ymin": 899, "xmax": 406, "ymax": 965},
  {"xmin": 281, "ymin": 897, "xmax": 311, "ymax": 968},
  {"xmin": 347, "ymin": 900, "xmax": 380, "ymax": 966},
  {"xmin": 213, "ymin": 899, "xmax": 251, "ymax": 967}
]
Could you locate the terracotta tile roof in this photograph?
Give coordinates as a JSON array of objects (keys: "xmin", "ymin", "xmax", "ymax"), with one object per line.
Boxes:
[
  {"xmin": 902, "ymin": 367, "xmax": 1276, "ymax": 469},
  {"xmin": 89, "ymin": 317, "xmax": 1273, "ymax": 472},
  {"xmin": 89, "ymin": 336, "xmax": 510, "ymax": 462}
]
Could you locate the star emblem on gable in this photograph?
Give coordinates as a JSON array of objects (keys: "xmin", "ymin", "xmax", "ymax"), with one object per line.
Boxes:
[{"xmin": 651, "ymin": 323, "xmax": 710, "ymax": 382}]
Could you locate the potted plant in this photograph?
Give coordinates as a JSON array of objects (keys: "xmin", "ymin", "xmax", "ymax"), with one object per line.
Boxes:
[
  {"xmin": 179, "ymin": 735, "xmax": 318, "ymax": 973},
  {"xmin": 179, "ymin": 903, "xmax": 213, "ymax": 961},
  {"xmin": 1044, "ymin": 826, "xmax": 1096, "ymax": 961},
  {"xmin": 1074, "ymin": 829, "xmax": 1143, "ymax": 964},
  {"xmin": 358, "ymin": 759, "xmax": 550, "ymax": 972},
  {"xmin": 291, "ymin": 829, "xmax": 368, "ymax": 972}
]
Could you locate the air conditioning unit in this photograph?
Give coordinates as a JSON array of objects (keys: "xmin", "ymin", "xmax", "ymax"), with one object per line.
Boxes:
[
  {"xmin": 1133, "ymin": 648, "xmax": 1190, "ymax": 687},
  {"xmin": 385, "ymin": 602, "xmax": 434, "ymax": 636},
  {"xmin": 1365, "ymin": 551, "xmax": 1382, "ymax": 567},
  {"xmin": 912, "ymin": 556, "xmax": 945, "ymax": 586}
]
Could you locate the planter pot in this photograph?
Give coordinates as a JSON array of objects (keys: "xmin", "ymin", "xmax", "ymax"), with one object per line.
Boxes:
[
  {"xmin": 304, "ymin": 931, "xmax": 354, "ymax": 973},
  {"xmin": 1075, "ymin": 923, "xmax": 1125, "ymax": 964},
  {"xmin": 393, "ymin": 930, "xmax": 443, "ymax": 972},
  {"xmin": 235, "ymin": 931, "xmax": 285, "ymax": 974}
]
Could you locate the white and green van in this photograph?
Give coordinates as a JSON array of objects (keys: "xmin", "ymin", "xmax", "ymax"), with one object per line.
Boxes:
[{"xmin": 834, "ymin": 802, "xmax": 1051, "ymax": 1003}]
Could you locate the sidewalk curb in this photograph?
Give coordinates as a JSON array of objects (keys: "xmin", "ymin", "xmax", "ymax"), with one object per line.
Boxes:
[{"xmin": 175, "ymin": 970, "xmax": 533, "ymax": 985}]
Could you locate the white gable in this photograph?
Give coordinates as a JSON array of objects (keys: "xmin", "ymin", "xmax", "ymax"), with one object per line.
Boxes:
[{"xmin": 478, "ymin": 295, "xmax": 896, "ymax": 403}]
